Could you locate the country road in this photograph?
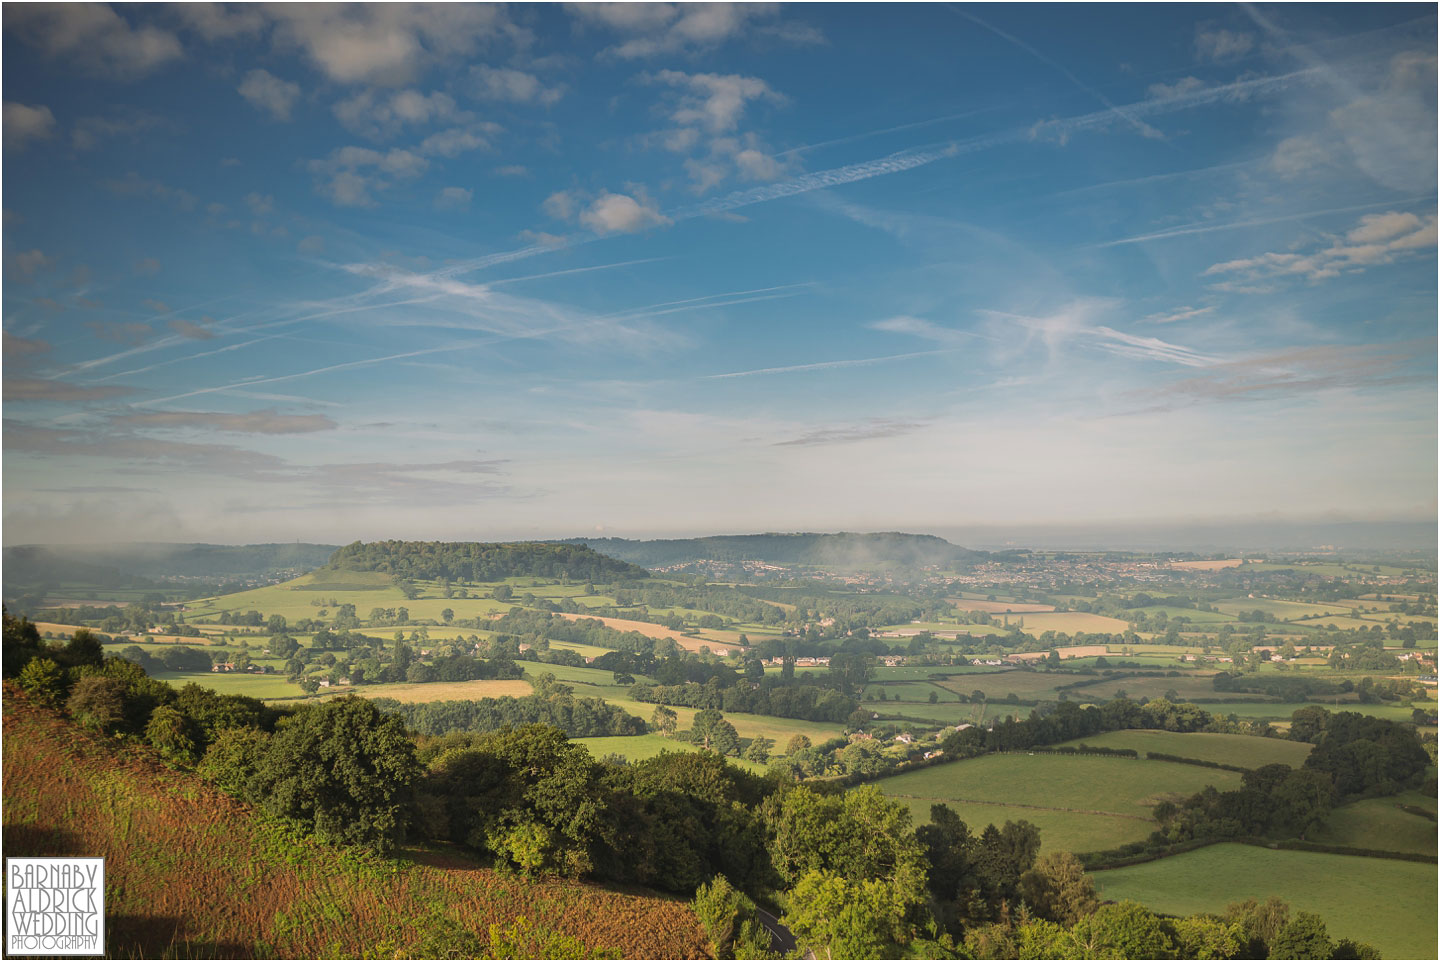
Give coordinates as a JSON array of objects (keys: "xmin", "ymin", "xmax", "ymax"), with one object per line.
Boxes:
[{"xmin": 755, "ymin": 908, "xmax": 814, "ymax": 960}]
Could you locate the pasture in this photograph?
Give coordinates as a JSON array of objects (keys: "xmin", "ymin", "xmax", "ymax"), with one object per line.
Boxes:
[
  {"xmin": 1054, "ymin": 730, "xmax": 1312, "ymax": 768},
  {"xmin": 1311, "ymin": 791, "xmax": 1437, "ymax": 856},
  {"xmin": 596, "ymin": 694, "xmax": 846, "ymax": 745},
  {"xmin": 1008, "ymin": 612, "xmax": 1132, "ymax": 635},
  {"xmin": 889, "ymin": 796, "xmax": 1153, "ymax": 855},
  {"xmin": 1213, "ymin": 701, "xmax": 1422, "ymax": 724},
  {"xmin": 553, "ymin": 612, "xmax": 732, "ymax": 653},
  {"xmin": 573, "ymin": 734, "xmax": 767, "ymax": 773},
  {"xmin": 1093, "ymin": 844, "xmax": 1437, "ymax": 959},
  {"xmin": 148, "ymin": 670, "xmax": 301, "ymax": 699},
  {"xmin": 874, "ymin": 753, "xmax": 1243, "ymax": 821}
]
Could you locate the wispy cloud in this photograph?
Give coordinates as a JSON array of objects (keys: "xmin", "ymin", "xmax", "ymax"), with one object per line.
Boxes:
[
  {"xmin": 704, "ymin": 348, "xmax": 955, "ymax": 379},
  {"xmin": 774, "ymin": 418, "xmax": 930, "ymax": 446},
  {"xmin": 1094, "ymin": 197, "xmax": 1432, "ymax": 248},
  {"xmin": 111, "ymin": 410, "xmax": 337, "ymax": 434},
  {"xmin": 1120, "ymin": 341, "xmax": 1434, "ymax": 414},
  {"xmin": 5, "ymin": 379, "xmax": 137, "ymax": 402}
]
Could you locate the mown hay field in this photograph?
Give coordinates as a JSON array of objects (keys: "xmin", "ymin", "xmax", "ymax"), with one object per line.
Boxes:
[
  {"xmin": 341, "ymin": 679, "xmax": 536, "ymax": 704},
  {"xmin": 951, "ymin": 600, "xmax": 1057, "ymax": 614},
  {"xmin": 553, "ymin": 612, "xmax": 735, "ymax": 653},
  {"xmin": 0, "ymin": 691, "xmax": 710, "ymax": 959},
  {"xmin": 1093, "ymin": 844, "xmax": 1437, "ymax": 960},
  {"xmin": 1054, "ymin": 730, "xmax": 1312, "ymax": 768}
]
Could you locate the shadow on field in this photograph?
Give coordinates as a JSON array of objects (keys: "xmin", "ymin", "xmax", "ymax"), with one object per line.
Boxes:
[
  {"xmin": 107, "ymin": 914, "xmax": 250, "ymax": 959},
  {"xmin": 2, "ymin": 821, "xmax": 84, "ymax": 855}
]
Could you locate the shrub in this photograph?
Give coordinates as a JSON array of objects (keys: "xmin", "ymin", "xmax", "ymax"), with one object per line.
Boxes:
[
  {"xmin": 17, "ymin": 657, "xmax": 66, "ymax": 707},
  {"xmin": 66, "ymin": 675, "xmax": 126, "ymax": 731},
  {"xmin": 198, "ymin": 727, "xmax": 272, "ymax": 796},
  {"xmin": 145, "ymin": 706, "xmax": 200, "ymax": 763}
]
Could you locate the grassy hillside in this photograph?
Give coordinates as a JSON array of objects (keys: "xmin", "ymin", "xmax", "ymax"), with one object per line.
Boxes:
[{"xmin": 0, "ymin": 690, "xmax": 708, "ymax": 959}]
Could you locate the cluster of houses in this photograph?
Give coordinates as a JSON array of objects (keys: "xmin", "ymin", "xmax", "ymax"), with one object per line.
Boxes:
[{"xmin": 210, "ymin": 663, "xmax": 275, "ymax": 674}]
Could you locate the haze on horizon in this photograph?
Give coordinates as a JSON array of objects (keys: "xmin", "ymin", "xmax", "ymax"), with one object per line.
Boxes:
[{"xmin": 3, "ymin": 3, "xmax": 1436, "ymax": 548}]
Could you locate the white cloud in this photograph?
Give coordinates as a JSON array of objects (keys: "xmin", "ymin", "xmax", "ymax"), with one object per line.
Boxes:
[
  {"xmin": 495, "ymin": 164, "xmax": 529, "ymax": 177},
  {"xmin": 733, "ymin": 147, "xmax": 782, "ymax": 181},
  {"xmin": 245, "ymin": 192, "xmax": 275, "ymax": 215},
  {"xmin": 1270, "ymin": 134, "xmax": 1331, "ymax": 177},
  {"xmin": 1347, "ymin": 211, "xmax": 1424, "ymax": 244},
  {"xmin": 435, "ymin": 186, "xmax": 473, "ymax": 209},
  {"xmin": 10, "ymin": 249, "xmax": 53, "ymax": 281},
  {"xmin": 1195, "ymin": 27, "xmax": 1254, "ymax": 61},
  {"xmin": 171, "ymin": 2, "xmax": 266, "ymax": 41},
  {"xmin": 333, "ymin": 88, "xmax": 460, "ymax": 140},
  {"xmin": 265, "ymin": 4, "xmax": 514, "ymax": 85},
  {"xmin": 3, "ymin": 102, "xmax": 56, "ymax": 150},
  {"xmin": 580, "ymin": 191, "xmax": 672, "ymax": 235},
  {"xmin": 1329, "ymin": 51, "xmax": 1437, "ymax": 194},
  {"xmin": 470, "ymin": 65, "xmax": 564, "ymax": 105},
  {"xmin": 416, "ymin": 123, "xmax": 498, "ymax": 157},
  {"xmin": 71, "ymin": 109, "xmax": 163, "ymax": 150},
  {"xmin": 542, "ymin": 190, "xmax": 578, "ymax": 220},
  {"xmin": 1204, "ymin": 210, "xmax": 1438, "ymax": 285},
  {"xmin": 298, "ymin": 235, "xmax": 326, "ymax": 254},
  {"xmin": 7, "ymin": 3, "xmax": 183, "ymax": 79},
  {"xmin": 238, "ymin": 69, "xmax": 301, "ymax": 121},
  {"xmin": 308, "ymin": 120, "xmax": 493, "ymax": 207},
  {"xmin": 568, "ymin": 2, "xmax": 811, "ymax": 59},
  {"xmin": 646, "ymin": 70, "xmax": 788, "ymax": 191},
  {"xmin": 651, "ymin": 69, "xmax": 782, "ymax": 134}
]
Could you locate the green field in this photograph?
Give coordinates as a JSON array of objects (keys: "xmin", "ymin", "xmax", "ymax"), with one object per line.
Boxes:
[
  {"xmin": 1093, "ymin": 844, "xmax": 1438, "ymax": 959},
  {"xmin": 888, "ymin": 796, "xmax": 1154, "ymax": 855},
  {"xmin": 149, "ymin": 669, "xmax": 302, "ymax": 698},
  {"xmin": 1311, "ymin": 791, "xmax": 1438, "ymax": 856},
  {"xmin": 869, "ymin": 665, "xmax": 1004, "ymax": 681},
  {"xmin": 875, "ymin": 753, "xmax": 1243, "ymax": 820},
  {"xmin": 1055, "ymin": 730, "xmax": 1312, "ymax": 768},
  {"xmin": 573, "ymin": 734, "xmax": 767, "ymax": 773},
  {"xmin": 1213, "ymin": 701, "xmax": 1423, "ymax": 724}
]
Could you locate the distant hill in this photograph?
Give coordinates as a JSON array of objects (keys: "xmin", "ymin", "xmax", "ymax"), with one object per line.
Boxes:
[
  {"xmin": 1, "ymin": 687, "xmax": 708, "ymax": 959},
  {"xmin": 325, "ymin": 540, "xmax": 650, "ymax": 583},
  {"xmin": 3, "ymin": 542, "xmax": 338, "ymax": 594},
  {"xmin": 557, "ymin": 531, "xmax": 984, "ymax": 569}
]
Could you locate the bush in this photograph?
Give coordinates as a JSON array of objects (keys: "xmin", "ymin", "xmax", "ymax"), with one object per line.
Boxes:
[
  {"xmin": 17, "ymin": 657, "xmax": 66, "ymax": 707},
  {"xmin": 692, "ymin": 875, "xmax": 772, "ymax": 960},
  {"xmin": 145, "ymin": 706, "xmax": 199, "ymax": 762},
  {"xmin": 249, "ymin": 696, "xmax": 421, "ymax": 852},
  {"xmin": 197, "ymin": 727, "xmax": 272, "ymax": 797},
  {"xmin": 66, "ymin": 675, "xmax": 126, "ymax": 731}
]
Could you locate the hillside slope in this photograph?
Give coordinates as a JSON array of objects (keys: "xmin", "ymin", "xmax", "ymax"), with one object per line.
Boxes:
[
  {"xmin": 563, "ymin": 531, "xmax": 983, "ymax": 568},
  {"xmin": 0, "ymin": 689, "xmax": 708, "ymax": 959}
]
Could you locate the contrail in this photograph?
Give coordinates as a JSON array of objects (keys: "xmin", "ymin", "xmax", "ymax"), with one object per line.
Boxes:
[
  {"xmin": 670, "ymin": 67, "xmax": 1321, "ymax": 222},
  {"xmin": 704, "ymin": 349, "xmax": 956, "ymax": 379},
  {"xmin": 950, "ymin": 4, "xmax": 1163, "ymax": 141},
  {"xmin": 1095, "ymin": 196, "xmax": 1434, "ymax": 247}
]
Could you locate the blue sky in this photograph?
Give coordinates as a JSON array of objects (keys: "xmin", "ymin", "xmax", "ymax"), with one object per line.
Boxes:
[{"xmin": 3, "ymin": 2, "xmax": 1436, "ymax": 545}]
